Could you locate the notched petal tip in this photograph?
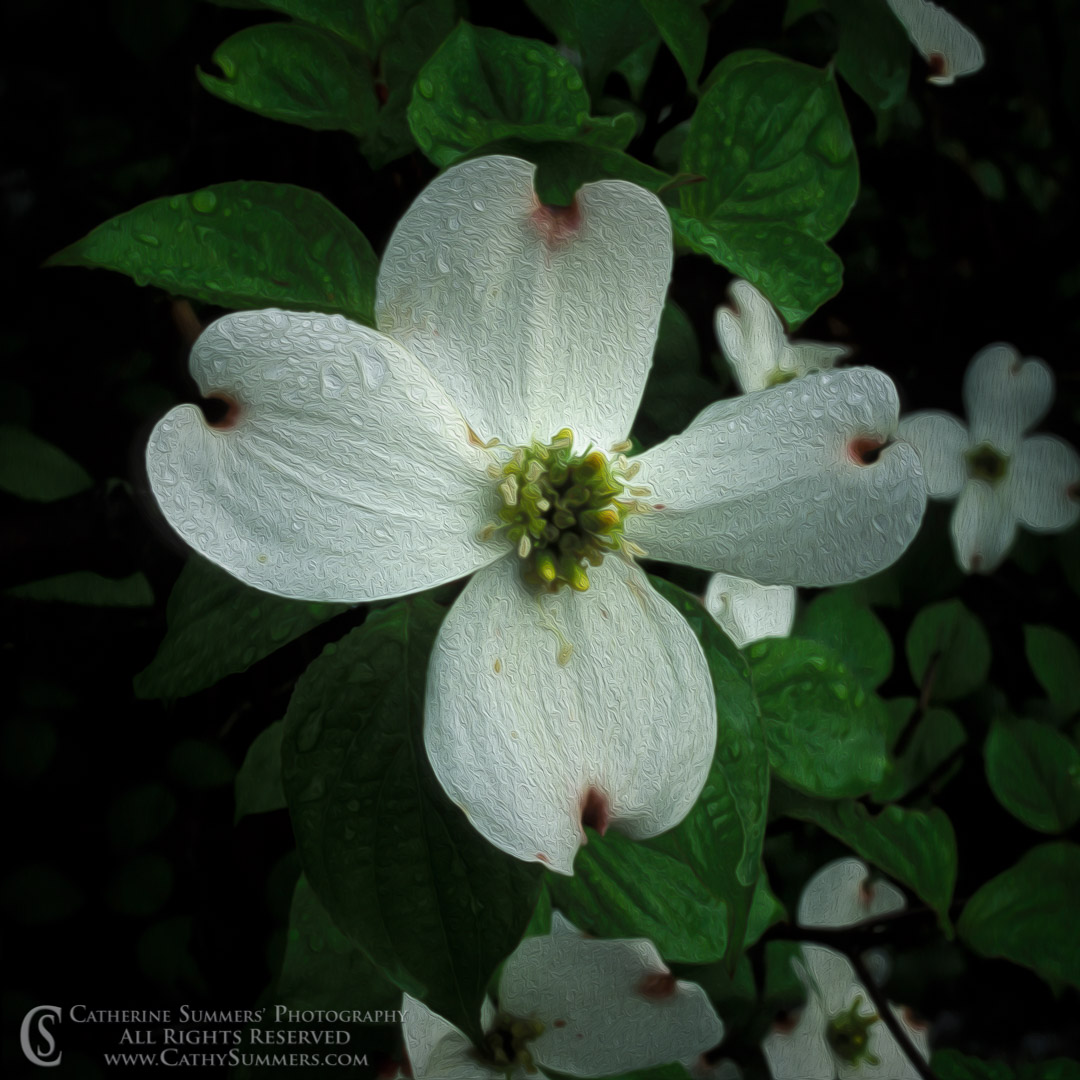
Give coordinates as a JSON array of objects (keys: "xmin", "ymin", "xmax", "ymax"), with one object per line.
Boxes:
[
  {"xmin": 847, "ymin": 436, "xmax": 886, "ymax": 466},
  {"xmin": 530, "ymin": 196, "xmax": 583, "ymax": 248},
  {"xmin": 580, "ymin": 787, "xmax": 611, "ymax": 839},
  {"xmin": 201, "ymin": 392, "xmax": 242, "ymax": 430}
]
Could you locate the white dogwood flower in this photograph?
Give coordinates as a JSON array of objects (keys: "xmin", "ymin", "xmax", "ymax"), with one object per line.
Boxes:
[
  {"xmin": 899, "ymin": 343, "xmax": 1080, "ymax": 573},
  {"xmin": 886, "ymin": 0, "xmax": 985, "ymax": 84},
  {"xmin": 704, "ymin": 573, "xmax": 795, "ymax": 650},
  {"xmin": 147, "ymin": 156, "xmax": 926, "ymax": 873},
  {"xmin": 402, "ymin": 912, "xmax": 723, "ymax": 1079}
]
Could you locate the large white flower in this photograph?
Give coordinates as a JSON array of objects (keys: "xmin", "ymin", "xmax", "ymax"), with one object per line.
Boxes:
[
  {"xmin": 146, "ymin": 156, "xmax": 926, "ymax": 873},
  {"xmin": 899, "ymin": 343, "xmax": 1080, "ymax": 573},
  {"xmin": 885, "ymin": 0, "xmax": 985, "ymax": 85},
  {"xmin": 402, "ymin": 912, "xmax": 723, "ymax": 1079}
]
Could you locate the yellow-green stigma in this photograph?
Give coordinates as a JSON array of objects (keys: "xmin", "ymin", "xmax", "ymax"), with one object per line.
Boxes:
[
  {"xmin": 966, "ymin": 441, "xmax": 1009, "ymax": 485},
  {"xmin": 765, "ymin": 368, "xmax": 799, "ymax": 388},
  {"xmin": 482, "ymin": 1012, "xmax": 545, "ymax": 1075},
  {"xmin": 487, "ymin": 429, "xmax": 646, "ymax": 592},
  {"xmin": 825, "ymin": 995, "xmax": 881, "ymax": 1068}
]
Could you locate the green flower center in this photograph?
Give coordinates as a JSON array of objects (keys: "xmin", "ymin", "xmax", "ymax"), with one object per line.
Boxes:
[
  {"xmin": 765, "ymin": 368, "xmax": 799, "ymax": 388},
  {"xmin": 482, "ymin": 1012, "xmax": 545, "ymax": 1075},
  {"xmin": 965, "ymin": 441, "xmax": 1009, "ymax": 484},
  {"xmin": 483, "ymin": 429, "xmax": 648, "ymax": 593},
  {"xmin": 825, "ymin": 995, "xmax": 880, "ymax": 1068}
]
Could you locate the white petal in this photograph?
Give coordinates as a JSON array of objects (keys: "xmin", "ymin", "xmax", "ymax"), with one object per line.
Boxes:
[
  {"xmin": 626, "ymin": 368, "xmax": 927, "ymax": 587},
  {"xmin": 424, "ymin": 554, "xmax": 716, "ymax": 874},
  {"xmin": 951, "ymin": 479, "xmax": 1017, "ymax": 573},
  {"xmin": 797, "ymin": 858, "xmax": 906, "ymax": 929},
  {"xmin": 499, "ymin": 912, "xmax": 723, "ymax": 1077},
  {"xmin": 376, "ymin": 155, "xmax": 672, "ymax": 450},
  {"xmin": 761, "ymin": 968, "xmax": 832, "ymax": 1080},
  {"xmin": 715, "ymin": 280, "xmax": 786, "ymax": 393},
  {"xmin": 704, "ymin": 574, "xmax": 795, "ymax": 649},
  {"xmin": 963, "ymin": 343, "xmax": 1054, "ymax": 455},
  {"xmin": 402, "ymin": 994, "xmax": 494, "ymax": 1080},
  {"xmin": 147, "ymin": 310, "xmax": 507, "ymax": 602},
  {"xmin": 886, "ymin": 0, "xmax": 985, "ymax": 84},
  {"xmin": 1007, "ymin": 435, "xmax": 1080, "ymax": 532},
  {"xmin": 783, "ymin": 340, "xmax": 849, "ymax": 380},
  {"xmin": 897, "ymin": 410, "xmax": 969, "ymax": 498}
]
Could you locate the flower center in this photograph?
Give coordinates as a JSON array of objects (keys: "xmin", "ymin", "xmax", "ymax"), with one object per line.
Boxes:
[
  {"xmin": 482, "ymin": 1012, "xmax": 545, "ymax": 1075},
  {"xmin": 825, "ymin": 995, "xmax": 881, "ymax": 1068},
  {"xmin": 484, "ymin": 429, "xmax": 648, "ymax": 592},
  {"xmin": 965, "ymin": 442, "xmax": 1009, "ymax": 485},
  {"xmin": 765, "ymin": 368, "xmax": 799, "ymax": 388}
]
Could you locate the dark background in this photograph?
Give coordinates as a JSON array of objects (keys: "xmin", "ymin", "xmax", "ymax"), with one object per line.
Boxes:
[{"xmin": 2, "ymin": 0, "xmax": 1078, "ymax": 1076}]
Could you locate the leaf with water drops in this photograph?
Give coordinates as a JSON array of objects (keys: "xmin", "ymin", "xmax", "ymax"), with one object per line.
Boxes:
[
  {"xmin": 795, "ymin": 589, "xmax": 894, "ymax": 691},
  {"xmin": 47, "ymin": 181, "xmax": 379, "ymax": 324},
  {"xmin": 641, "ymin": 0, "xmax": 710, "ymax": 89},
  {"xmin": 906, "ymin": 599, "xmax": 991, "ymax": 702},
  {"xmin": 281, "ymin": 597, "xmax": 543, "ymax": 1044},
  {"xmin": 134, "ymin": 556, "xmax": 348, "ymax": 700},
  {"xmin": 407, "ymin": 22, "xmax": 636, "ymax": 168}
]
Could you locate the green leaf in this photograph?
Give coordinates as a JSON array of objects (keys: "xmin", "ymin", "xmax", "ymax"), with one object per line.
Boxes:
[
  {"xmin": 1024, "ymin": 625, "xmax": 1080, "ymax": 718},
  {"xmin": 743, "ymin": 867, "xmax": 787, "ymax": 948},
  {"xmin": 796, "ymin": 589, "xmax": 893, "ymax": 690},
  {"xmin": 984, "ymin": 718, "xmax": 1080, "ymax": 834},
  {"xmin": 248, "ymin": 0, "xmax": 412, "ymax": 53},
  {"xmin": 958, "ymin": 842, "xmax": 1080, "ymax": 991},
  {"xmin": 548, "ymin": 828, "xmax": 728, "ymax": 963},
  {"xmin": 6, "ymin": 571, "xmax": 153, "ymax": 607},
  {"xmin": 931, "ymin": 1048, "xmax": 1016, "ymax": 1080},
  {"xmin": 906, "ymin": 599, "xmax": 992, "ymax": 702},
  {"xmin": 277, "ymin": 874, "xmax": 399, "ymax": 1011},
  {"xmin": 0, "ymin": 425, "xmax": 92, "ymax": 502},
  {"xmin": 47, "ymin": 181, "xmax": 378, "ymax": 324},
  {"xmin": 749, "ymin": 636, "xmax": 889, "ymax": 797},
  {"xmin": 198, "ymin": 23, "xmax": 377, "ymax": 138},
  {"xmin": 282, "ymin": 597, "xmax": 543, "ymax": 1043},
  {"xmin": 641, "ymin": 0, "xmax": 709, "ymax": 88},
  {"xmin": 235, "ymin": 721, "xmax": 286, "ymax": 822},
  {"xmin": 773, "ymin": 788, "xmax": 958, "ymax": 931},
  {"xmin": 873, "ymin": 704, "xmax": 966, "ymax": 803},
  {"xmin": 134, "ymin": 556, "xmax": 347, "ymax": 700},
  {"xmin": 678, "ymin": 49, "xmax": 857, "ymax": 325},
  {"xmin": 408, "ymin": 22, "xmax": 635, "ymax": 168}
]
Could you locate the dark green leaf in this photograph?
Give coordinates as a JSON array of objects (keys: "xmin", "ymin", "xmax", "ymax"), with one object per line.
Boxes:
[
  {"xmin": 408, "ymin": 23, "xmax": 635, "ymax": 168},
  {"xmin": 773, "ymin": 787, "xmax": 958, "ymax": 931},
  {"xmin": 282, "ymin": 597, "xmax": 543, "ymax": 1042},
  {"xmin": 641, "ymin": 0, "xmax": 709, "ymax": 88},
  {"xmin": 6, "ymin": 571, "xmax": 153, "ymax": 607},
  {"xmin": 743, "ymin": 868, "xmax": 787, "ymax": 948},
  {"xmin": 134, "ymin": 556, "xmax": 347, "ymax": 700},
  {"xmin": 874, "ymin": 704, "xmax": 966, "ymax": 803},
  {"xmin": 984, "ymin": 718, "xmax": 1080, "ymax": 834},
  {"xmin": 931, "ymin": 1048, "xmax": 1015, "ymax": 1080},
  {"xmin": 906, "ymin": 599, "xmax": 992, "ymax": 702},
  {"xmin": 235, "ymin": 721, "xmax": 287, "ymax": 822},
  {"xmin": 250, "ymin": 0, "xmax": 412, "ymax": 53},
  {"xmin": 749, "ymin": 636, "xmax": 889, "ymax": 797},
  {"xmin": 0, "ymin": 425, "xmax": 92, "ymax": 502},
  {"xmin": 199, "ymin": 24, "xmax": 376, "ymax": 138},
  {"xmin": 1024, "ymin": 625, "xmax": 1080, "ymax": 718},
  {"xmin": 169, "ymin": 739, "xmax": 235, "ymax": 789},
  {"xmin": 48, "ymin": 181, "xmax": 379, "ymax": 324},
  {"xmin": 796, "ymin": 589, "xmax": 893, "ymax": 690},
  {"xmin": 958, "ymin": 842, "xmax": 1080, "ymax": 991}
]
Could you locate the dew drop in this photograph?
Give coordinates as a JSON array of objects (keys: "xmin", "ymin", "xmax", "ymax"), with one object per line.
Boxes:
[
  {"xmin": 417, "ymin": 78, "xmax": 434, "ymax": 99},
  {"xmin": 137, "ymin": 232, "xmax": 159, "ymax": 246},
  {"xmin": 192, "ymin": 190, "xmax": 218, "ymax": 213}
]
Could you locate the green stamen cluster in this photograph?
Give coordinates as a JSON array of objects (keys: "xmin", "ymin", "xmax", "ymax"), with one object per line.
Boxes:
[
  {"xmin": 825, "ymin": 996, "xmax": 881, "ymax": 1068},
  {"xmin": 966, "ymin": 442, "xmax": 1009, "ymax": 484},
  {"xmin": 495, "ymin": 428, "xmax": 632, "ymax": 593},
  {"xmin": 483, "ymin": 1012, "xmax": 545, "ymax": 1075}
]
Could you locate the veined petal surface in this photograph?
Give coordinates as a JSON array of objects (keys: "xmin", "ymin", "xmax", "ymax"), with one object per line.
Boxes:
[
  {"xmin": 500, "ymin": 913, "xmax": 724, "ymax": 1076},
  {"xmin": 1008, "ymin": 435, "xmax": 1080, "ymax": 532},
  {"xmin": 147, "ymin": 310, "xmax": 505, "ymax": 602},
  {"xmin": 715, "ymin": 280, "xmax": 786, "ymax": 393},
  {"xmin": 627, "ymin": 369, "xmax": 926, "ymax": 587},
  {"xmin": 424, "ymin": 554, "xmax": 716, "ymax": 875},
  {"xmin": 963, "ymin": 343, "xmax": 1054, "ymax": 455},
  {"xmin": 376, "ymin": 155, "xmax": 672, "ymax": 450},
  {"xmin": 897, "ymin": 410, "xmax": 969, "ymax": 498},
  {"xmin": 886, "ymin": 0, "xmax": 985, "ymax": 84},
  {"xmin": 704, "ymin": 573, "xmax": 795, "ymax": 649},
  {"xmin": 951, "ymin": 479, "xmax": 1017, "ymax": 573},
  {"xmin": 797, "ymin": 858, "xmax": 906, "ymax": 929}
]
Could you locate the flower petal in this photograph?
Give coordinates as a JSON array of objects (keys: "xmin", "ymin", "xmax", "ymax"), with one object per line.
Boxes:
[
  {"xmin": 761, "ymin": 968, "xmax": 831, "ymax": 1080},
  {"xmin": 401, "ymin": 993, "xmax": 493, "ymax": 1080},
  {"xmin": 1007, "ymin": 435, "xmax": 1080, "ymax": 532},
  {"xmin": 704, "ymin": 574, "xmax": 795, "ymax": 649},
  {"xmin": 783, "ymin": 340, "xmax": 849, "ymax": 380},
  {"xmin": 146, "ymin": 310, "xmax": 505, "ymax": 602},
  {"xmin": 950, "ymin": 479, "xmax": 1017, "ymax": 573},
  {"xmin": 499, "ymin": 912, "xmax": 724, "ymax": 1077},
  {"xmin": 897, "ymin": 410, "xmax": 969, "ymax": 498},
  {"xmin": 963, "ymin": 343, "xmax": 1054, "ymax": 455},
  {"xmin": 715, "ymin": 280, "xmax": 786, "ymax": 393},
  {"xmin": 424, "ymin": 555, "xmax": 716, "ymax": 874},
  {"xmin": 885, "ymin": 0, "xmax": 985, "ymax": 84},
  {"xmin": 376, "ymin": 155, "xmax": 672, "ymax": 449},
  {"xmin": 627, "ymin": 368, "xmax": 927, "ymax": 587},
  {"xmin": 797, "ymin": 858, "xmax": 906, "ymax": 929}
]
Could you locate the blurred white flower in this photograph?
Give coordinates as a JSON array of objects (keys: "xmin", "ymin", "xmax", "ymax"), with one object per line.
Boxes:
[
  {"xmin": 899, "ymin": 344, "xmax": 1079, "ymax": 573},
  {"xmin": 886, "ymin": 0, "xmax": 985, "ymax": 84},
  {"xmin": 797, "ymin": 857, "xmax": 907, "ymax": 930},
  {"xmin": 402, "ymin": 912, "xmax": 723, "ymax": 1078}
]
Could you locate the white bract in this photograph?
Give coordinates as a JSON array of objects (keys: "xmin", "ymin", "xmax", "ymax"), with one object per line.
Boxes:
[
  {"xmin": 886, "ymin": 0, "xmax": 985, "ymax": 84},
  {"xmin": 402, "ymin": 912, "xmax": 723, "ymax": 1078},
  {"xmin": 899, "ymin": 343, "xmax": 1080, "ymax": 573},
  {"xmin": 704, "ymin": 573, "xmax": 795, "ymax": 650},
  {"xmin": 147, "ymin": 156, "xmax": 926, "ymax": 874}
]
